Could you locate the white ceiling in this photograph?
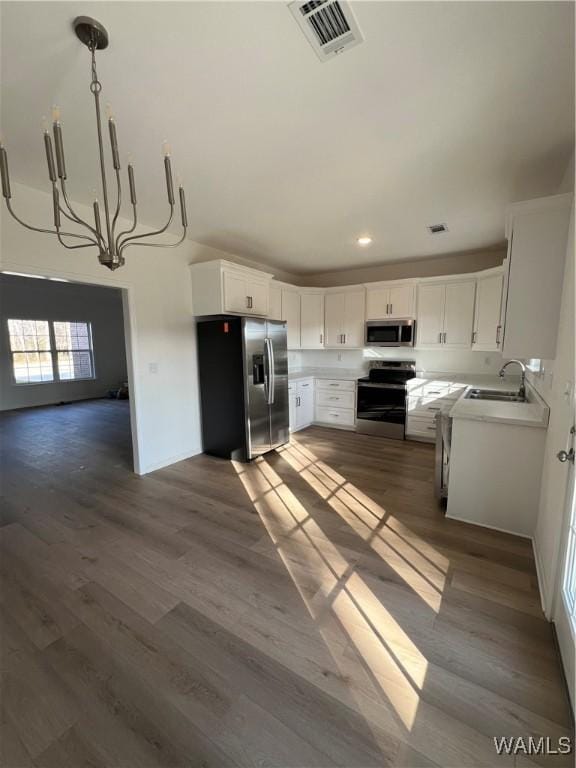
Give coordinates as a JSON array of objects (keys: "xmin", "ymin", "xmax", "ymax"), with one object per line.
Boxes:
[{"xmin": 1, "ymin": 1, "xmax": 574, "ymax": 274}]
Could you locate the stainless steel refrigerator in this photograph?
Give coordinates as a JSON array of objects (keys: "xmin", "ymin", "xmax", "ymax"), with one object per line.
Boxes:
[{"xmin": 196, "ymin": 316, "xmax": 289, "ymax": 461}]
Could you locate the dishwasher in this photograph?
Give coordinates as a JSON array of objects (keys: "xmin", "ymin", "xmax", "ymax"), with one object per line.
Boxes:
[{"xmin": 435, "ymin": 409, "xmax": 452, "ymax": 503}]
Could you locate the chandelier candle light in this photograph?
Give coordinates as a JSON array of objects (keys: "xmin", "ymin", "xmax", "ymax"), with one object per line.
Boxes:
[{"xmin": 0, "ymin": 16, "xmax": 187, "ymax": 271}]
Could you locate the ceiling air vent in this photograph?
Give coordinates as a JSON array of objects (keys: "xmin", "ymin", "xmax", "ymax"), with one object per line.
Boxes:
[
  {"xmin": 427, "ymin": 223, "xmax": 449, "ymax": 235},
  {"xmin": 289, "ymin": 0, "xmax": 364, "ymax": 62}
]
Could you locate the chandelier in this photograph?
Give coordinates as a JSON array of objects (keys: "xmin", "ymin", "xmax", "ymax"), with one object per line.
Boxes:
[{"xmin": 0, "ymin": 17, "xmax": 187, "ymax": 271}]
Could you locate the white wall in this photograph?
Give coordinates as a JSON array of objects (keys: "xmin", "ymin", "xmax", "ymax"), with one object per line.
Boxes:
[
  {"xmin": 0, "ymin": 274, "xmax": 127, "ymax": 410},
  {"xmin": 532, "ymin": 202, "xmax": 575, "ymax": 615},
  {"xmin": 1, "ymin": 183, "xmax": 265, "ymax": 474},
  {"xmin": 293, "ymin": 347, "xmax": 504, "ymax": 376}
]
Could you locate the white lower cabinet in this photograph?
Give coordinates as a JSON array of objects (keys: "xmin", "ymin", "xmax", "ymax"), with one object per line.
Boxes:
[
  {"xmin": 405, "ymin": 379, "xmax": 466, "ymax": 442},
  {"xmin": 314, "ymin": 379, "xmax": 356, "ymax": 429},
  {"xmin": 289, "ymin": 378, "xmax": 314, "ymax": 432}
]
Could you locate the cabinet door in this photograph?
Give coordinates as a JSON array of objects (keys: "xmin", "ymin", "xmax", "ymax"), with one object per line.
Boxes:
[
  {"xmin": 282, "ymin": 290, "xmax": 301, "ymax": 349},
  {"xmin": 300, "ymin": 293, "xmax": 325, "ymax": 349},
  {"xmin": 223, "ymin": 272, "xmax": 248, "ymax": 313},
  {"xmin": 298, "ymin": 380, "xmax": 314, "ymax": 426},
  {"xmin": 247, "ymin": 280, "xmax": 268, "ymax": 316},
  {"xmin": 366, "ymin": 287, "xmax": 389, "ymax": 320},
  {"xmin": 443, "ymin": 281, "xmax": 476, "ymax": 348},
  {"xmin": 268, "ymin": 284, "xmax": 282, "ymax": 321},
  {"xmin": 288, "ymin": 383, "xmax": 298, "ymax": 432},
  {"xmin": 342, "ymin": 290, "xmax": 366, "ymax": 347},
  {"xmin": 324, "ymin": 293, "xmax": 344, "ymax": 347},
  {"xmin": 473, "ymin": 275, "xmax": 503, "ymax": 350},
  {"xmin": 388, "ymin": 284, "xmax": 415, "ymax": 318},
  {"xmin": 416, "ymin": 284, "xmax": 445, "ymax": 347}
]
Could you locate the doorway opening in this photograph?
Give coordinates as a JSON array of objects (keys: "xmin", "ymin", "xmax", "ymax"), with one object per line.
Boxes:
[{"xmin": 0, "ymin": 273, "xmax": 134, "ymax": 472}]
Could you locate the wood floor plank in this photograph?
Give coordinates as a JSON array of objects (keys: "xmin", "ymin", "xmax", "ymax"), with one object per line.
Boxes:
[{"xmin": 0, "ymin": 402, "xmax": 572, "ymax": 768}]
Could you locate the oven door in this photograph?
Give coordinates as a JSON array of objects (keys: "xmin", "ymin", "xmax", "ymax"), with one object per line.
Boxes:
[
  {"xmin": 365, "ymin": 320, "xmax": 415, "ymax": 347},
  {"xmin": 356, "ymin": 382, "xmax": 406, "ymax": 440}
]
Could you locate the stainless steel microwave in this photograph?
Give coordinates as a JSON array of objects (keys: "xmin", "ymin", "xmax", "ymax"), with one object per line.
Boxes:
[{"xmin": 365, "ymin": 319, "xmax": 416, "ymax": 347}]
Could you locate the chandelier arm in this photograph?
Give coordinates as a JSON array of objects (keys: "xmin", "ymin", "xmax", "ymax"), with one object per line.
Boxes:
[
  {"xmin": 59, "ymin": 180, "xmax": 106, "ymax": 248},
  {"xmin": 4, "ymin": 199, "xmax": 98, "ymax": 243},
  {"xmin": 56, "ymin": 231, "xmax": 99, "ymax": 250},
  {"xmin": 118, "ymin": 204, "xmax": 174, "ymax": 250},
  {"xmin": 119, "ymin": 225, "xmax": 187, "ymax": 255},
  {"xmin": 115, "ymin": 203, "xmax": 138, "ymax": 251},
  {"xmin": 111, "ymin": 168, "xmax": 122, "ymax": 238}
]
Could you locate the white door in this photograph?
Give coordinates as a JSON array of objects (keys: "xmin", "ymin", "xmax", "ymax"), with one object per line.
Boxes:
[
  {"xmin": 298, "ymin": 380, "xmax": 314, "ymax": 426},
  {"xmin": 416, "ymin": 284, "xmax": 445, "ymax": 347},
  {"xmin": 300, "ymin": 293, "xmax": 325, "ymax": 349},
  {"xmin": 268, "ymin": 284, "xmax": 282, "ymax": 321},
  {"xmin": 282, "ymin": 290, "xmax": 301, "ymax": 349},
  {"xmin": 443, "ymin": 281, "xmax": 476, "ymax": 348},
  {"xmin": 342, "ymin": 290, "xmax": 366, "ymax": 347},
  {"xmin": 388, "ymin": 284, "xmax": 415, "ymax": 318},
  {"xmin": 473, "ymin": 275, "xmax": 503, "ymax": 350},
  {"xmin": 324, "ymin": 293, "xmax": 344, "ymax": 347},
  {"xmin": 366, "ymin": 287, "xmax": 389, "ymax": 320},
  {"xmin": 248, "ymin": 280, "xmax": 269, "ymax": 316},
  {"xmin": 223, "ymin": 272, "xmax": 248, "ymax": 314}
]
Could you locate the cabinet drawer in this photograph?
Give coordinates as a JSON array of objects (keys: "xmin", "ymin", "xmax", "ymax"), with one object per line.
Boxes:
[
  {"xmin": 407, "ymin": 397, "xmax": 446, "ymax": 419},
  {"xmin": 406, "ymin": 416, "xmax": 437, "ymax": 438},
  {"xmin": 316, "ymin": 390, "xmax": 355, "ymax": 408},
  {"xmin": 315, "ymin": 406, "xmax": 355, "ymax": 427},
  {"xmin": 315, "ymin": 379, "xmax": 356, "ymax": 392}
]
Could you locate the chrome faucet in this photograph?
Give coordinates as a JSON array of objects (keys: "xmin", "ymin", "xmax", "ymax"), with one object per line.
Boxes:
[{"xmin": 499, "ymin": 359, "xmax": 527, "ymax": 399}]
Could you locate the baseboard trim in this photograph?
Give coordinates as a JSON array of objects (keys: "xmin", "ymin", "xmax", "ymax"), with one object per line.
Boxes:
[
  {"xmin": 140, "ymin": 447, "xmax": 202, "ymax": 475},
  {"xmin": 444, "ymin": 513, "xmax": 533, "ymax": 540},
  {"xmin": 533, "ymin": 536, "xmax": 550, "ymax": 617}
]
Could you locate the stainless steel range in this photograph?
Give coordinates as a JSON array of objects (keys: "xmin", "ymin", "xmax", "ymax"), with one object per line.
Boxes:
[{"xmin": 356, "ymin": 360, "xmax": 416, "ymax": 439}]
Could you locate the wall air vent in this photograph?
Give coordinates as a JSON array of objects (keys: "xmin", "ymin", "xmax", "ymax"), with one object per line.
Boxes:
[
  {"xmin": 289, "ymin": 0, "xmax": 364, "ymax": 62},
  {"xmin": 427, "ymin": 223, "xmax": 449, "ymax": 234}
]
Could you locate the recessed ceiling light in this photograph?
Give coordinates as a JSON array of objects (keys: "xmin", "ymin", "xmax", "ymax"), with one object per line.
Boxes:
[{"xmin": 357, "ymin": 236, "xmax": 372, "ymax": 247}]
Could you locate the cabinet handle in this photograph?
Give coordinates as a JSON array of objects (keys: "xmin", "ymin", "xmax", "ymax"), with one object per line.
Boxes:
[
  {"xmin": 472, "ymin": 331, "xmax": 477, "ymax": 344},
  {"xmin": 443, "ymin": 332, "xmax": 447, "ymax": 343},
  {"xmin": 329, "ymin": 383, "xmax": 339, "ymax": 387},
  {"xmin": 246, "ymin": 296, "xmax": 253, "ymax": 309},
  {"xmin": 343, "ymin": 333, "xmax": 346, "ymax": 344},
  {"xmin": 438, "ymin": 332, "xmax": 442, "ymax": 344},
  {"xmin": 496, "ymin": 325, "xmax": 502, "ymax": 345},
  {"xmin": 296, "ymin": 396, "xmax": 300, "ymax": 407},
  {"xmin": 390, "ymin": 303, "xmax": 393, "ymax": 315},
  {"xmin": 320, "ymin": 333, "xmax": 323, "ymax": 344}
]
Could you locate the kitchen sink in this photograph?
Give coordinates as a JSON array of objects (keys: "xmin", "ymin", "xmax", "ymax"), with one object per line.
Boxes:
[{"xmin": 464, "ymin": 388, "xmax": 527, "ymax": 403}]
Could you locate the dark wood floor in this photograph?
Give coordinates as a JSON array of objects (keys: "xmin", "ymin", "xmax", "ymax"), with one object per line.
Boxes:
[{"xmin": 1, "ymin": 400, "xmax": 573, "ymax": 767}]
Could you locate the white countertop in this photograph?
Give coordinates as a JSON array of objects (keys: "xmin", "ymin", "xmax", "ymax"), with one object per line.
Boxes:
[
  {"xmin": 288, "ymin": 367, "xmax": 365, "ymax": 382},
  {"xmin": 449, "ymin": 382, "xmax": 549, "ymax": 429}
]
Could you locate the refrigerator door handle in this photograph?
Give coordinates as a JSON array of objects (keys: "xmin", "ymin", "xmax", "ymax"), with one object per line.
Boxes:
[{"xmin": 264, "ymin": 337, "xmax": 275, "ymax": 405}]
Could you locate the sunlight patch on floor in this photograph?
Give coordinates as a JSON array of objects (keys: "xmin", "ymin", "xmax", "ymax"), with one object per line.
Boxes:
[{"xmin": 232, "ymin": 455, "xmax": 430, "ymax": 733}]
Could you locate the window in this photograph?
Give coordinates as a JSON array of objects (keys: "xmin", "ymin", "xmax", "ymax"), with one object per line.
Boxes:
[
  {"xmin": 7, "ymin": 319, "xmax": 94, "ymax": 384},
  {"xmin": 8, "ymin": 319, "xmax": 54, "ymax": 383},
  {"xmin": 54, "ymin": 322, "xmax": 94, "ymax": 380}
]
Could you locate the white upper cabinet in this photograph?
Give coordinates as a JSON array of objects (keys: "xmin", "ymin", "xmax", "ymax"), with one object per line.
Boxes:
[
  {"xmin": 502, "ymin": 194, "xmax": 572, "ymax": 360},
  {"xmin": 300, "ymin": 292, "xmax": 325, "ymax": 349},
  {"xmin": 443, "ymin": 281, "xmax": 476, "ymax": 348},
  {"xmin": 416, "ymin": 280, "xmax": 475, "ymax": 349},
  {"xmin": 473, "ymin": 273, "xmax": 503, "ymax": 351},
  {"xmin": 325, "ymin": 289, "xmax": 365, "ymax": 347},
  {"xmin": 343, "ymin": 289, "xmax": 366, "ymax": 347},
  {"xmin": 282, "ymin": 289, "xmax": 301, "ymax": 349},
  {"xmin": 268, "ymin": 282, "xmax": 283, "ymax": 321},
  {"xmin": 324, "ymin": 292, "xmax": 343, "ymax": 347},
  {"xmin": 191, "ymin": 260, "xmax": 272, "ymax": 317},
  {"xmin": 366, "ymin": 282, "xmax": 416, "ymax": 320}
]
